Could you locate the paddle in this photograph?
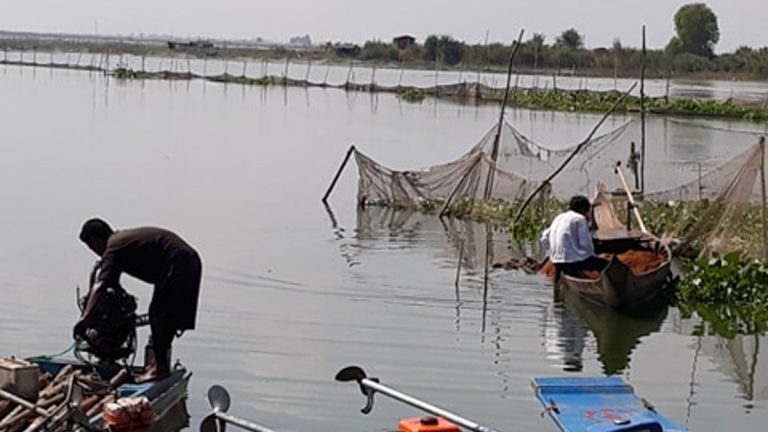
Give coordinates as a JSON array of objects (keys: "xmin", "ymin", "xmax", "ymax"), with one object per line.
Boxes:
[
  {"xmin": 335, "ymin": 366, "xmax": 499, "ymax": 432},
  {"xmin": 200, "ymin": 385, "xmax": 277, "ymax": 432},
  {"xmin": 615, "ymin": 162, "xmax": 649, "ymax": 234}
]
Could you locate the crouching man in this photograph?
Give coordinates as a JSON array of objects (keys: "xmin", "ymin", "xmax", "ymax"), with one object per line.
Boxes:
[{"xmin": 75, "ymin": 218, "xmax": 202, "ymax": 382}]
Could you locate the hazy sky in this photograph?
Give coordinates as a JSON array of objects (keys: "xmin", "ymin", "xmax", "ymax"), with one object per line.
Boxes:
[{"xmin": 0, "ymin": 1, "xmax": 763, "ymax": 52}]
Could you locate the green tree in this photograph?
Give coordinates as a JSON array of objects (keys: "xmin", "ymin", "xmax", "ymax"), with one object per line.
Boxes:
[
  {"xmin": 672, "ymin": 3, "xmax": 719, "ymax": 57},
  {"xmin": 423, "ymin": 35, "xmax": 465, "ymax": 66},
  {"xmin": 556, "ymin": 28, "xmax": 584, "ymax": 50}
]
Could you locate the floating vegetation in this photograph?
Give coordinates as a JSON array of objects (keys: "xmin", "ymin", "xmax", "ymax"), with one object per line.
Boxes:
[
  {"xmin": 112, "ymin": 67, "xmax": 146, "ymax": 79},
  {"xmin": 481, "ymin": 89, "xmax": 768, "ymax": 122},
  {"xmin": 398, "ymin": 89, "xmax": 428, "ymax": 103},
  {"xmin": 673, "ymin": 253, "xmax": 768, "ymax": 336}
]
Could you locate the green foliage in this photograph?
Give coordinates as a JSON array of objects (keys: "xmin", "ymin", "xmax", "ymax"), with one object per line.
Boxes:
[
  {"xmin": 360, "ymin": 40, "xmax": 399, "ymax": 62},
  {"xmin": 672, "ymin": 3, "xmax": 720, "ymax": 57},
  {"xmin": 674, "ymin": 253, "xmax": 768, "ymax": 336},
  {"xmin": 556, "ymin": 28, "xmax": 585, "ymax": 50},
  {"xmin": 672, "ymin": 52, "xmax": 714, "ymax": 72},
  {"xmin": 397, "ymin": 88, "xmax": 427, "ymax": 103},
  {"xmin": 113, "ymin": 67, "xmax": 141, "ymax": 79},
  {"xmin": 423, "ymin": 35, "xmax": 465, "ymax": 66}
]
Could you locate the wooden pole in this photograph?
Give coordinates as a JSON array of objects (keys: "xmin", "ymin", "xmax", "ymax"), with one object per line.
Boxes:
[
  {"xmin": 481, "ymin": 29, "xmax": 525, "ymax": 201},
  {"xmin": 322, "ymin": 145, "xmax": 356, "ymax": 203},
  {"xmin": 513, "ymin": 82, "xmax": 637, "ymax": 223},
  {"xmin": 483, "ymin": 225, "xmax": 492, "ymax": 292},
  {"xmin": 760, "ymin": 136, "xmax": 767, "ymax": 260},
  {"xmin": 455, "ymin": 239, "xmax": 464, "ymax": 289},
  {"xmin": 640, "ymin": 25, "xmax": 647, "ymax": 194},
  {"xmin": 616, "ymin": 164, "xmax": 648, "ymax": 234}
]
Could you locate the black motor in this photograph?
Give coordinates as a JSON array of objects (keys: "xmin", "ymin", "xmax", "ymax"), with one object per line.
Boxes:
[{"xmin": 75, "ymin": 261, "xmax": 139, "ymax": 363}]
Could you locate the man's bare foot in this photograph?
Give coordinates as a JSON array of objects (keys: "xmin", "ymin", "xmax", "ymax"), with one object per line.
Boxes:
[{"xmin": 135, "ymin": 367, "xmax": 170, "ymax": 383}]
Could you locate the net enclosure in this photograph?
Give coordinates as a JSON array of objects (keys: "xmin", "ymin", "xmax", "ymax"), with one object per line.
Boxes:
[
  {"xmin": 350, "ymin": 119, "xmax": 633, "ymax": 208},
  {"xmin": 324, "ymin": 116, "xmax": 768, "ymax": 260}
]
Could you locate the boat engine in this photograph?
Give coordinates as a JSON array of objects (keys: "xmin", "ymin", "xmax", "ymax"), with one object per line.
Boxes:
[{"xmin": 74, "ymin": 261, "xmax": 144, "ymax": 364}]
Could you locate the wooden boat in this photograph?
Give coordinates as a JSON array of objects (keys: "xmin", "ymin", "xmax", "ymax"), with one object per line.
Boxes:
[
  {"xmin": 3, "ymin": 356, "xmax": 190, "ymax": 431},
  {"xmin": 557, "ymin": 183, "xmax": 672, "ymax": 310},
  {"xmin": 532, "ymin": 376, "xmax": 686, "ymax": 431}
]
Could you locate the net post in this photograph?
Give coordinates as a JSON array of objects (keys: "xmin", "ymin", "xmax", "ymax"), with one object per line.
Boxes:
[
  {"xmin": 322, "ymin": 145, "xmax": 356, "ymax": 204},
  {"xmin": 760, "ymin": 136, "xmax": 767, "ymax": 260},
  {"xmin": 640, "ymin": 25, "xmax": 647, "ymax": 195}
]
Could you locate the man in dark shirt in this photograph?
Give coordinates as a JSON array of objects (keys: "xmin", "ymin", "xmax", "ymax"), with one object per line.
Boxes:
[{"xmin": 75, "ymin": 218, "xmax": 202, "ymax": 382}]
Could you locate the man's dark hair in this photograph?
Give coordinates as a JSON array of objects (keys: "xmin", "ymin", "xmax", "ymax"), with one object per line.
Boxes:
[
  {"xmin": 568, "ymin": 195, "xmax": 591, "ymax": 213},
  {"xmin": 79, "ymin": 218, "xmax": 114, "ymax": 243}
]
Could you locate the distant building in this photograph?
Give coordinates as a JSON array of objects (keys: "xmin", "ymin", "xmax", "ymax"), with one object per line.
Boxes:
[
  {"xmin": 334, "ymin": 44, "xmax": 361, "ymax": 58},
  {"xmin": 168, "ymin": 40, "xmax": 216, "ymax": 55},
  {"xmin": 289, "ymin": 34, "xmax": 312, "ymax": 46},
  {"xmin": 392, "ymin": 35, "xmax": 415, "ymax": 50}
]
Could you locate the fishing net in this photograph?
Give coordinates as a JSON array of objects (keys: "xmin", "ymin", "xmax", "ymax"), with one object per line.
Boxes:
[
  {"xmin": 353, "ymin": 120, "xmax": 633, "ymax": 208},
  {"xmin": 645, "ymin": 138, "xmax": 767, "ymax": 259}
]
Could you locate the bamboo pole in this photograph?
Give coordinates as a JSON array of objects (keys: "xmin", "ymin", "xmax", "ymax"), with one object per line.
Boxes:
[
  {"xmin": 455, "ymin": 239, "xmax": 465, "ymax": 289},
  {"xmin": 513, "ymin": 82, "xmax": 637, "ymax": 223},
  {"xmin": 760, "ymin": 136, "xmax": 767, "ymax": 260},
  {"xmin": 640, "ymin": 25, "xmax": 647, "ymax": 194},
  {"xmin": 481, "ymin": 29, "xmax": 525, "ymax": 201},
  {"xmin": 321, "ymin": 145, "xmax": 356, "ymax": 203},
  {"xmin": 616, "ymin": 164, "xmax": 648, "ymax": 234}
]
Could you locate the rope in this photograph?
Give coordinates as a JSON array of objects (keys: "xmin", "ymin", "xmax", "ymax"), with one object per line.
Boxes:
[{"xmin": 37, "ymin": 340, "xmax": 77, "ymax": 360}]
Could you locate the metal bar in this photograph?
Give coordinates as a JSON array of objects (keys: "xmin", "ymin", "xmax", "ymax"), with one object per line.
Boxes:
[
  {"xmin": 360, "ymin": 378, "xmax": 497, "ymax": 432},
  {"xmin": 214, "ymin": 412, "xmax": 277, "ymax": 432}
]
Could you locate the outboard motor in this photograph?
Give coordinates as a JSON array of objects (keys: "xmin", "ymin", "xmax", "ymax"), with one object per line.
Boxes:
[{"xmin": 74, "ymin": 261, "xmax": 142, "ymax": 364}]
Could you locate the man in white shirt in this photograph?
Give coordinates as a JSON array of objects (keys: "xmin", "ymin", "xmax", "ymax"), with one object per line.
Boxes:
[{"xmin": 541, "ymin": 195, "xmax": 608, "ymax": 281}]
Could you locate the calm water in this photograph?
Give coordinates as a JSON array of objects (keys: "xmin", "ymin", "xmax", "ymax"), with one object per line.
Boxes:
[
  {"xmin": 0, "ymin": 65, "xmax": 766, "ymax": 432},
  {"xmin": 7, "ymin": 50, "xmax": 768, "ymax": 102}
]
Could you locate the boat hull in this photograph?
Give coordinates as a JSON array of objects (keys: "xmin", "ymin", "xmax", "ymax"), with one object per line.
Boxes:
[
  {"xmin": 559, "ymin": 241, "xmax": 672, "ymax": 310},
  {"xmin": 25, "ymin": 357, "xmax": 191, "ymax": 430}
]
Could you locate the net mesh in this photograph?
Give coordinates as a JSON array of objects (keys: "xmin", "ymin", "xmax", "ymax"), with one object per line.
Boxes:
[
  {"xmin": 645, "ymin": 139, "xmax": 767, "ymax": 259},
  {"xmin": 354, "ymin": 120, "xmax": 632, "ymax": 207}
]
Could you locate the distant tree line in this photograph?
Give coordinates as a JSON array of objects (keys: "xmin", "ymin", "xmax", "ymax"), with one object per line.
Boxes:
[{"xmin": 326, "ymin": 3, "xmax": 768, "ymax": 78}]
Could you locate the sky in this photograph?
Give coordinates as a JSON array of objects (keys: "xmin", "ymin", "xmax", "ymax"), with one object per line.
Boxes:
[{"xmin": 0, "ymin": 0, "xmax": 763, "ymax": 52}]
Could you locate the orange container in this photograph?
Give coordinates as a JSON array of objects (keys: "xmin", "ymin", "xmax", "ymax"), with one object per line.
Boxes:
[
  {"xmin": 399, "ymin": 417, "xmax": 462, "ymax": 432},
  {"xmin": 103, "ymin": 396, "xmax": 154, "ymax": 432}
]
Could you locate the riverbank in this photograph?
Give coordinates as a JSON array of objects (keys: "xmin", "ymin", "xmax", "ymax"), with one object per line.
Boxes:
[{"xmin": 5, "ymin": 54, "xmax": 767, "ymax": 122}]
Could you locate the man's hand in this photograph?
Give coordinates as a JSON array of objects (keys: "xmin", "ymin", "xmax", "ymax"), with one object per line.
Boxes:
[{"xmin": 73, "ymin": 317, "xmax": 89, "ymax": 340}]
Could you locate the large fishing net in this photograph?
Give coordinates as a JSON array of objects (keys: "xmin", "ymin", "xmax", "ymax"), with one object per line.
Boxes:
[
  {"xmin": 645, "ymin": 138, "xmax": 767, "ymax": 259},
  {"xmin": 353, "ymin": 120, "xmax": 633, "ymax": 207}
]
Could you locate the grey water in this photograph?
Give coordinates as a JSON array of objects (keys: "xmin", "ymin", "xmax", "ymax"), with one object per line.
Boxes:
[
  {"xmin": 7, "ymin": 50, "xmax": 768, "ymax": 102},
  {"xmin": 0, "ymin": 64, "xmax": 766, "ymax": 432}
]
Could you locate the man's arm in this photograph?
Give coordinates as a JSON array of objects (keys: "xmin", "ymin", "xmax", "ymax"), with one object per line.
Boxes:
[
  {"xmin": 74, "ymin": 254, "xmax": 121, "ymax": 337},
  {"xmin": 576, "ymin": 217, "xmax": 595, "ymax": 256},
  {"xmin": 540, "ymin": 226, "xmax": 551, "ymax": 249}
]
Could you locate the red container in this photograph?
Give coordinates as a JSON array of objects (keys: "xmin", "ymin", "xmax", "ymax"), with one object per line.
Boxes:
[
  {"xmin": 399, "ymin": 417, "xmax": 462, "ymax": 432},
  {"xmin": 103, "ymin": 396, "xmax": 154, "ymax": 432}
]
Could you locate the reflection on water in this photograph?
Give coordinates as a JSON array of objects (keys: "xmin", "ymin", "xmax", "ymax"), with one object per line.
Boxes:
[
  {"xmin": 0, "ymin": 64, "xmax": 766, "ymax": 432},
  {"xmin": 556, "ymin": 289, "xmax": 668, "ymax": 375}
]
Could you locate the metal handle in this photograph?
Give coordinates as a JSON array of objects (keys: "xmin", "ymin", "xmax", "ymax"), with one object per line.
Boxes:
[
  {"xmin": 336, "ymin": 366, "xmax": 499, "ymax": 432},
  {"xmin": 200, "ymin": 385, "xmax": 277, "ymax": 432}
]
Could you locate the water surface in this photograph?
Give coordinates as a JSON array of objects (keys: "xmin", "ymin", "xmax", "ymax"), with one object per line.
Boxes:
[{"xmin": 0, "ymin": 65, "xmax": 766, "ymax": 432}]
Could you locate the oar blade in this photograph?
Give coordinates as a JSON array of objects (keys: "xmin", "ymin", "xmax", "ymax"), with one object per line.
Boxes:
[
  {"xmin": 208, "ymin": 385, "xmax": 231, "ymax": 413},
  {"xmin": 200, "ymin": 414, "xmax": 219, "ymax": 432},
  {"xmin": 335, "ymin": 366, "xmax": 366, "ymax": 382}
]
